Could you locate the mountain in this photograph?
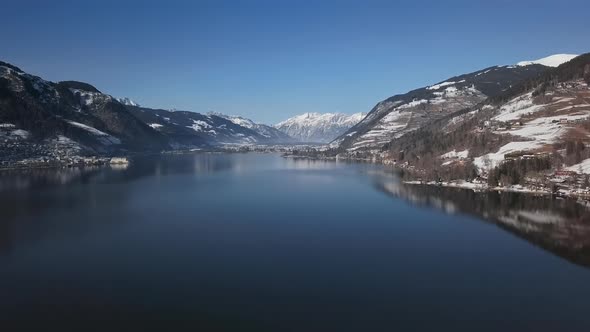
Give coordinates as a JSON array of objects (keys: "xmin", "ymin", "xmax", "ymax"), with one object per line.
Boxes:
[
  {"xmin": 211, "ymin": 113, "xmax": 295, "ymax": 143},
  {"xmin": 275, "ymin": 112, "xmax": 366, "ymax": 143},
  {"xmin": 371, "ymin": 53, "xmax": 590, "ymax": 183},
  {"xmin": 332, "ymin": 57, "xmax": 574, "ymax": 152},
  {"xmin": 116, "ymin": 97, "xmax": 140, "ymax": 107},
  {"xmin": 0, "ymin": 61, "xmax": 168, "ymax": 160},
  {"xmin": 126, "ymin": 107, "xmax": 294, "ymax": 147},
  {"xmin": 517, "ymin": 54, "xmax": 579, "ymax": 67},
  {"xmin": 299, "ymin": 53, "xmax": 590, "ymax": 190},
  {"xmin": 0, "ymin": 60, "xmax": 296, "ymax": 166}
]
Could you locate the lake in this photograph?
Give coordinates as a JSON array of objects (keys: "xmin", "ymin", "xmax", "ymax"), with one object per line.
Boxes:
[{"xmin": 1, "ymin": 153, "xmax": 589, "ymax": 331}]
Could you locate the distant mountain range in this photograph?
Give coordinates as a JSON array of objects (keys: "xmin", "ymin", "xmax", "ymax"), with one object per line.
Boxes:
[
  {"xmin": 3, "ymin": 53, "xmax": 590, "ymax": 181},
  {"xmin": 0, "ymin": 61, "xmax": 310, "ymax": 165},
  {"xmin": 275, "ymin": 112, "xmax": 366, "ymax": 143}
]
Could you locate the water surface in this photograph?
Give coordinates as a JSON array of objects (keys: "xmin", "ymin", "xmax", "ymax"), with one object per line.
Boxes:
[{"xmin": 1, "ymin": 153, "xmax": 589, "ymax": 331}]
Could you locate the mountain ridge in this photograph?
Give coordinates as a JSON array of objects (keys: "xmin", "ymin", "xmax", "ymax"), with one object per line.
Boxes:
[{"xmin": 275, "ymin": 112, "xmax": 366, "ymax": 143}]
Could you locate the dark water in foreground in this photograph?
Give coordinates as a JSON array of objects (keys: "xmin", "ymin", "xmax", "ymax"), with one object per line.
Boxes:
[{"xmin": 1, "ymin": 153, "xmax": 589, "ymax": 331}]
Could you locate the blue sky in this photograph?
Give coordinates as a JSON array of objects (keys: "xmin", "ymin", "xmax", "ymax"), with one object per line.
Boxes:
[{"xmin": 2, "ymin": 0, "xmax": 589, "ymax": 123}]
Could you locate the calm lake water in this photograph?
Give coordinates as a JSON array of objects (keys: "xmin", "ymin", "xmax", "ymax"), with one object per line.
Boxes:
[{"xmin": 1, "ymin": 153, "xmax": 589, "ymax": 331}]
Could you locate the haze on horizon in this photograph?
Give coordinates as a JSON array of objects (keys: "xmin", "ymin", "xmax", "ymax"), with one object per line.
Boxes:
[{"xmin": 2, "ymin": 0, "xmax": 589, "ymax": 124}]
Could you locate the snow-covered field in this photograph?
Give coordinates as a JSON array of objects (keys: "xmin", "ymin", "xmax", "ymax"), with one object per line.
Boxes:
[
  {"xmin": 517, "ymin": 54, "xmax": 578, "ymax": 67},
  {"xmin": 493, "ymin": 92, "xmax": 545, "ymax": 122},
  {"xmin": 187, "ymin": 119, "xmax": 212, "ymax": 132},
  {"xmin": 566, "ymin": 158, "xmax": 590, "ymax": 173},
  {"xmin": 67, "ymin": 120, "xmax": 121, "ymax": 145},
  {"xmin": 474, "ymin": 82, "xmax": 590, "ymax": 171}
]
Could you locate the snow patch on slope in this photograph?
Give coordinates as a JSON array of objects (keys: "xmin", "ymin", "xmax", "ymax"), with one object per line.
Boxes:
[
  {"xmin": 566, "ymin": 158, "xmax": 590, "ymax": 174},
  {"xmin": 117, "ymin": 97, "xmax": 140, "ymax": 107},
  {"xmin": 517, "ymin": 54, "xmax": 578, "ymax": 68},
  {"xmin": 66, "ymin": 120, "xmax": 121, "ymax": 145},
  {"xmin": 187, "ymin": 120, "xmax": 212, "ymax": 132},
  {"xmin": 427, "ymin": 80, "xmax": 465, "ymax": 90}
]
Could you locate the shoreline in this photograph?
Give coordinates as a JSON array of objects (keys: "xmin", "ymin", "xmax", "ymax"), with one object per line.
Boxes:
[
  {"xmin": 403, "ymin": 180, "xmax": 590, "ymax": 201},
  {"xmin": 282, "ymin": 153, "xmax": 590, "ymax": 201}
]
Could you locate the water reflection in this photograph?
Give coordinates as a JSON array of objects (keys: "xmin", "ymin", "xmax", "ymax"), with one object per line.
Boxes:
[
  {"xmin": 2, "ymin": 153, "xmax": 590, "ymax": 271},
  {"xmin": 0, "ymin": 153, "xmax": 239, "ymax": 193},
  {"xmin": 2, "ymin": 154, "xmax": 590, "ymax": 330},
  {"xmin": 372, "ymin": 172, "xmax": 590, "ymax": 268}
]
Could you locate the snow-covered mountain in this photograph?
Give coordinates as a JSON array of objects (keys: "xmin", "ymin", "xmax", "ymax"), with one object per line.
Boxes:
[
  {"xmin": 0, "ymin": 61, "xmax": 167, "ymax": 156},
  {"xmin": 336, "ymin": 53, "xmax": 590, "ymax": 181},
  {"xmin": 117, "ymin": 97, "xmax": 140, "ymax": 107},
  {"xmin": 517, "ymin": 54, "xmax": 578, "ymax": 67},
  {"xmin": 126, "ymin": 107, "xmax": 295, "ymax": 147},
  {"xmin": 0, "ymin": 60, "xmax": 296, "ymax": 163},
  {"xmin": 210, "ymin": 113, "xmax": 294, "ymax": 143},
  {"xmin": 334, "ymin": 63, "xmax": 548, "ymax": 151},
  {"xmin": 275, "ymin": 112, "xmax": 366, "ymax": 143}
]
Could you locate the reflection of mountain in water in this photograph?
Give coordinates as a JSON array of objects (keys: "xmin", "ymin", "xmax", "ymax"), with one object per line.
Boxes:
[
  {"xmin": 374, "ymin": 174, "xmax": 590, "ymax": 268},
  {"xmin": 0, "ymin": 153, "xmax": 241, "ymax": 255}
]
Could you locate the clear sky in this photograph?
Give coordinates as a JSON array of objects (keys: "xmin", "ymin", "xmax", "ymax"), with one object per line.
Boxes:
[{"xmin": 2, "ymin": 0, "xmax": 589, "ymax": 123}]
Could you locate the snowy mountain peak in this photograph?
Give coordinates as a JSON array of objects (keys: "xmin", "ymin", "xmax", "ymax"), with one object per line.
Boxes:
[
  {"xmin": 206, "ymin": 112, "xmax": 295, "ymax": 143},
  {"xmin": 117, "ymin": 97, "xmax": 140, "ymax": 107},
  {"xmin": 209, "ymin": 112, "xmax": 257, "ymax": 129},
  {"xmin": 275, "ymin": 112, "xmax": 366, "ymax": 143},
  {"xmin": 517, "ymin": 54, "xmax": 578, "ymax": 68}
]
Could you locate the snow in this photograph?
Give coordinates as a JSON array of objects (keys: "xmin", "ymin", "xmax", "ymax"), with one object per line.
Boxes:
[
  {"xmin": 117, "ymin": 97, "xmax": 140, "ymax": 107},
  {"xmin": 275, "ymin": 112, "xmax": 365, "ymax": 142},
  {"xmin": 566, "ymin": 158, "xmax": 590, "ymax": 174},
  {"xmin": 493, "ymin": 92, "xmax": 544, "ymax": 122},
  {"xmin": 475, "ymin": 111, "xmax": 589, "ymax": 170},
  {"xmin": 215, "ymin": 114, "xmax": 256, "ymax": 129},
  {"xmin": 187, "ymin": 120, "xmax": 212, "ymax": 132},
  {"xmin": 352, "ymin": 110, "xmax": 410, "ymax": 148},
  {"xmin": 441, "ymin": 149, "xmax": 470, "ymax": 166},
  {"xmin": 441, "ymin": 149, "xmax": 469, "ymax": 159},
  {"xmin": 66, "ymin": 120, "xmax": 121, "ymax": 145},
  {"xmin": 10, "ymin": 129, "xmax": 30, "ymax": 139},
  {"xmin": 55, "ymin": 135, "xmax": 76, "ymax": 144},
  {"xmin": 517, "ymin": 54, "xmax": 578, "ymax": 68},
  {"xmin": 473, "ymin": 141, "xmax": 543, "ymax": 170},
  {"xmin": 348, "ymin": 85, "xmax": 486, "ymax": 150},
  {"xmin": 276, "ymin": 112, "xmax": 365, "ymax": 128},
  {"xmin": 514, "ymin": 113, "xmax": 589, "ymax": 140},
  {"xmin": 149, "ymin": 123, "xmax": 163, "ymax": 129},
  {"xmin": 398, "ymin": 99, "xmax": 428, "ymax": 109},
  {"xmin": 475, "ymin": 69, "xmax": 493, "ymax": 77},
  {"xmin": 426, "ymin": 80, "xmax": 465, "ymax": 90},
  {"xmin": 69, "ymin": 89, "xmax": 96, "ymax": 105}
]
